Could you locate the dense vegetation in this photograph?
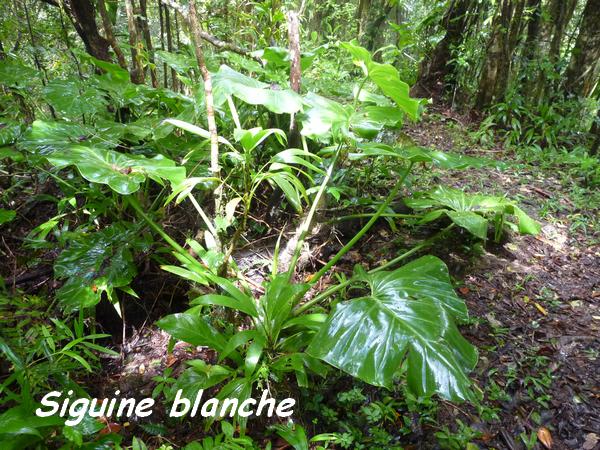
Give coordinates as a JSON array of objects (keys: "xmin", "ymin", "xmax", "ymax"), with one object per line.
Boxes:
[{"xmin": 0, "ymin": 0, "xmax": 598, "ymax": 448}]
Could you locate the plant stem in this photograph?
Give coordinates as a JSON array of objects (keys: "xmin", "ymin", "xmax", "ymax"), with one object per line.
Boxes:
[
  {"xmin": 286, "ymin": 145, "xmax": 342, "ymax": 281},
  {"xmin": 128, "ymin": 195, "xmax": 195, "ymax": 264},
  {"xmin": 306, "ymin": 162, "xmax": 414, "ymax": 287},
  {"xmin": 327, "ymin": 212, "xmax": 420, "ymax": 223},
  {"xmin": 187, "ymin": 193, "xmax": 219, "ymax": 239},
  {"xmin": 353, "ymin": 76, "xmax": 368, "ymax": 110}
]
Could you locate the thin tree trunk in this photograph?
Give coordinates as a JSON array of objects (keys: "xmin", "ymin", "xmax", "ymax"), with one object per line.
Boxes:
[
  {"xmin": 139, "ymin": 0, "xmax": 158, "ymax": 87},
  {"xmin": 591, "ymin": 107, "xmax": 599, "ymax": 155},
  {"xmin": 520, "ymin": 0, "xmax": 542, "ymax": 96},
  {"xmin": 158, "ymin": 0, "xmax": 168, "ymax": 88},
  {"xmin": 58, "ymin": 5, "xmax": 83, "ymax": 78},
  {"xmin": 164, "ymin": 5, "xmax": 178, "ymax": 91},
  {"xmin": 125, "ymin": 0, "xmax": 145, "ymax": 84},
  {"xmin": 548, "ymin": 0, "xmax": 577, "ymax": 64},
  {"xmin": 97, "ymin": 0, "xmax": 128, "ymax": 69},
  {"xmin": 188, "ymin": 0, "xmax": 222, "ymax": 244},
  {"xmin": 564, "ymin": 0, "xmax": 600, "ymax": 98},
  {"xmin": 287, "ymin": 10, "xmax": 301, "ymax": 148}
]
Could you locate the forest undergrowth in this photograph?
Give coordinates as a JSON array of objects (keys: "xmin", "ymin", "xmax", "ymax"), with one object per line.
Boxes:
[{"xmin": 1, "ymin": 0, "xmax": 600, "ymax": 449}]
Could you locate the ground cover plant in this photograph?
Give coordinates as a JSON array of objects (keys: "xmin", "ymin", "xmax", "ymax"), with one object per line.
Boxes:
[{"xmin": 0, "ymin": 0, "xmax": 599, "ymax": 449}]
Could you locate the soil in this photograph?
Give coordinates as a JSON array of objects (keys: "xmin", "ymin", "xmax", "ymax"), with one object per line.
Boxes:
[{"xmin": 401, "ymin": 110, "xmax": 600, "ymax": 450}]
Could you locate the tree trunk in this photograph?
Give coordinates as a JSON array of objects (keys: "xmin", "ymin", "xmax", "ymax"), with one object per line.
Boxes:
[
  {"xmin": 97, "ymin": 0, "xmax": 128, "ymax": 69},
  {"xmin": 564, "ymin": 0, "xmax": 600, "ymax": 98},
  {"xmin": 357, "ymin": 0, "xmax": 393, "ymax": 52},
  {"xmin": 591, "ymin": 106, "xmax": 599, "ymax": 155},
  {"xmin": 164, "ymin": 5, "xmax": 179, "ymax": 91},
  {"xmin": 125, "ymin": 0, "xmax": 145, "ymax": 84},
  {"xmin": 287, "ymin": 10, "xmax": 301, "ymax": 148},
  {"xmin": 63, "ymin": 0, "xmax": 112, "ymax": 62},
  {"xmin": 356, "ymin": 0, "xmax": 370, "ymax": 37},
  {"xmin": 415, "ymin": 0, "xmax": 471, "ymax": 96},
  {"xmin": 548, "ymin": 0, "xmax": 577, "ymax": 64},
  {"xmin": 476, "ymin": 0, "xmax": 525, "ymax": 109},
  {"xmin": 139, "ymin": 0, "xmax": 158, "ymax": 87},
  {"xmin": 158, "ymin": 0, "xmax": 168, "ymax": 88},
  {"xmin": 188, "ymin": 0, "xmax": 222, "ymax": 236}
]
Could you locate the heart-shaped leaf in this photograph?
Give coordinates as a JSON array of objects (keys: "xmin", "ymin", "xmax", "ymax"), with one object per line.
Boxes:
[
  {"xmin": 307, "ymin": 256, "xmax": 477, "ymax": 401},
  {"xmin": 213, "ymin": 65, "xmax": 303, "ymax": 114},
  {"xmin": 46, "ymin": 145, "xmax": 185, "ymax": 194}
]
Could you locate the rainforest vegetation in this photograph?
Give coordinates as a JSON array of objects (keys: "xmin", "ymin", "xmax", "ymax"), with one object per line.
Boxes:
[{"xmin": 0, "ymin": 0, "xmax": 599, "ymax": 448}]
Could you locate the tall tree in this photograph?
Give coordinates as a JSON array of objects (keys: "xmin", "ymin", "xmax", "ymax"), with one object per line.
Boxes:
[
  {"xmin": 188, "ymin": 0, "xmax": 222, "ymax": 238},
  {"xmin": 414, "ymin": 0, "xmax": 472, "ymax": 96},
  {"xmin": 163, "ymin": 4, "xmax": 178, "ymax": 91},
  {"xmin": 139, "ymin": 0, "xmax": 158, "ymax": 87},
  {"xmin": 564, "ymin": 0, "xmax": 600, "ymax": 98},
  {"xmin": 359, "ymin": 0, "xmax": 394, "ymax": 52},
  {"xmin": 97, "ymin": 0, "xmax": 128, "ymax": 69},
  {"xmin": 60, "ymin": 0, "xmax": 112, "ymax": 62},
  {"xmin": 476, "ymin": 0, "xmax": 526, "ymax": 109},
  {"xmin": 125, "ymin": 0, "xmax": 145, "ymax": 84}
]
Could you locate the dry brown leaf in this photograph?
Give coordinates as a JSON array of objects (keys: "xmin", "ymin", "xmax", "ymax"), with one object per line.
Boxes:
[
  {"xmin": 166, "ymin": 354, "xmax": 177, "ymax": 367},
  {"xmin": 583, "ymin": 433, "xmax": 599, "ymax": 450},
  {"xmin": 537, "ymin": 427, "xmax": 553, "ymax": 449}
]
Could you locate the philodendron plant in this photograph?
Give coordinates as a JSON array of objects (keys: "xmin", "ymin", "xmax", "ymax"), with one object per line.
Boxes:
[{"xmin": 153, "ymin": 42, "xmax": 485, "ymax": 431}]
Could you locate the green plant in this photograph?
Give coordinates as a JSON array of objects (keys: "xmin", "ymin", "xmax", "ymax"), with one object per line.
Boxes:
[
  {"xmin": 434, "ymin": 419, "xmax": 481, "ymax": 450},
  {"xmin": 406, "ymin": 185, "xmax": 540, "ymax": 241},
  {"xmin": 0, "ymin": 291, "xmax": 119, "ymax": 448}
]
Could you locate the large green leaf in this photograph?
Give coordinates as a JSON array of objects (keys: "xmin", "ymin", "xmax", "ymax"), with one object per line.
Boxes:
[
  {"xmin": 155, "ymin": 50, "xmax": 196, "ymax": 74},
  {"xmin": 0, "ymin": 121, "xmax": 22, "ymax": 147},
  {"xmin": 212, "ymin": 65, "xmax": 302, "ymax": 114},
  {"xmin": 19, "ymin": 120, "xmax": 100, "ymax": 155},
  {"xmin": 0, "ymin": 209, "xmax": 16, "ymax": 226},
  {"xmin": 46, "ymin": 145, "xmax": 185, "ymax": 194},
  {"xmin": 300, "ymin": 92, "xmax": 352, "ymax": 140},
  {"xmin": 341, "ymin": 40, "xmax": 421, "ymax": 120},
  {"xmin": 54, "ymin": 223, "xmax": 147, "ymax": 310},
  {"xmin": 0, "ymin": 59, "xmax": 39, "ymax": 87},
  {"xmin": 43, "ymin": 78, "xmax": 106, "ymax": 118},
  {"xmin": 254, "ymin": 46, "xmax": 316, "ymax": 71},
  {"xmin": 307, "ymin": 256, "xmax": 477, "ymax": 401},
  {"xmin": 156, "ymin": 312, "xmax": 228, "ymax": 353}
]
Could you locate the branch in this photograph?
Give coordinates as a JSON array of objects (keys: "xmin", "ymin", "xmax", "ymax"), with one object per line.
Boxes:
[
  {"xmin": 198, "ymin": 30, "xmax": 261, "ymax": 63},
  {"xmin": 160, "ymin": 0, "xmax": 261, "ymax": 63}
]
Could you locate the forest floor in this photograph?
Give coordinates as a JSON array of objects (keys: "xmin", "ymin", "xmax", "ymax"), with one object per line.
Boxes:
[
  {"xmin": 402, "ymin": 110, "xmax": 600, "ymax": 450},
  {"xmin": 3, "ymin": 111, "xmax": 599, "ymax": 449}
]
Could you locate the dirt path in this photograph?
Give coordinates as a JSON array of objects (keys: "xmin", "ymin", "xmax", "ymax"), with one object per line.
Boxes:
[{"xmin": 404, "ymin": 112, "xmax": 600, "ymax": 450}]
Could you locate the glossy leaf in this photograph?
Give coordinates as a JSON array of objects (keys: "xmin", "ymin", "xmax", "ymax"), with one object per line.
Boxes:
[
  {"xmin": 46, "ymin": 145, "xmax": 185, "ymax": 195},
  {"xmin": 0, "ymin": 209, "xmax": 16, "ymax": 226},
  {"xmin": 212, "ymin": 65, "xmax": 302, "ymax": 114},
  {"xmin": 19, "ymin": 120, "xmax": 100, "ymax": 155},
  {"xmin": 307, "ymin": 256, "xmax": 477, "ymax": 400},
  {"xmin": 54, "ymin": 223, "xmax": 147, "ymax": 310},
  {"xmin": 43, "ymin": 78, "xmax": 106, "ymax": 118},
  {"xmin": 406, "ymin": 186, "xmax": 541, "ymax": 237},
  {"xmin": 156, "ymin": 311, "xmax": 228, "ymax": 353},
  {"xmin": 341, "ymin": 40, "xmax": 421, "ymax": 120},
  {"xmin": 300, "ymin": 92, "xmax": 352, "ymax": 140}
]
